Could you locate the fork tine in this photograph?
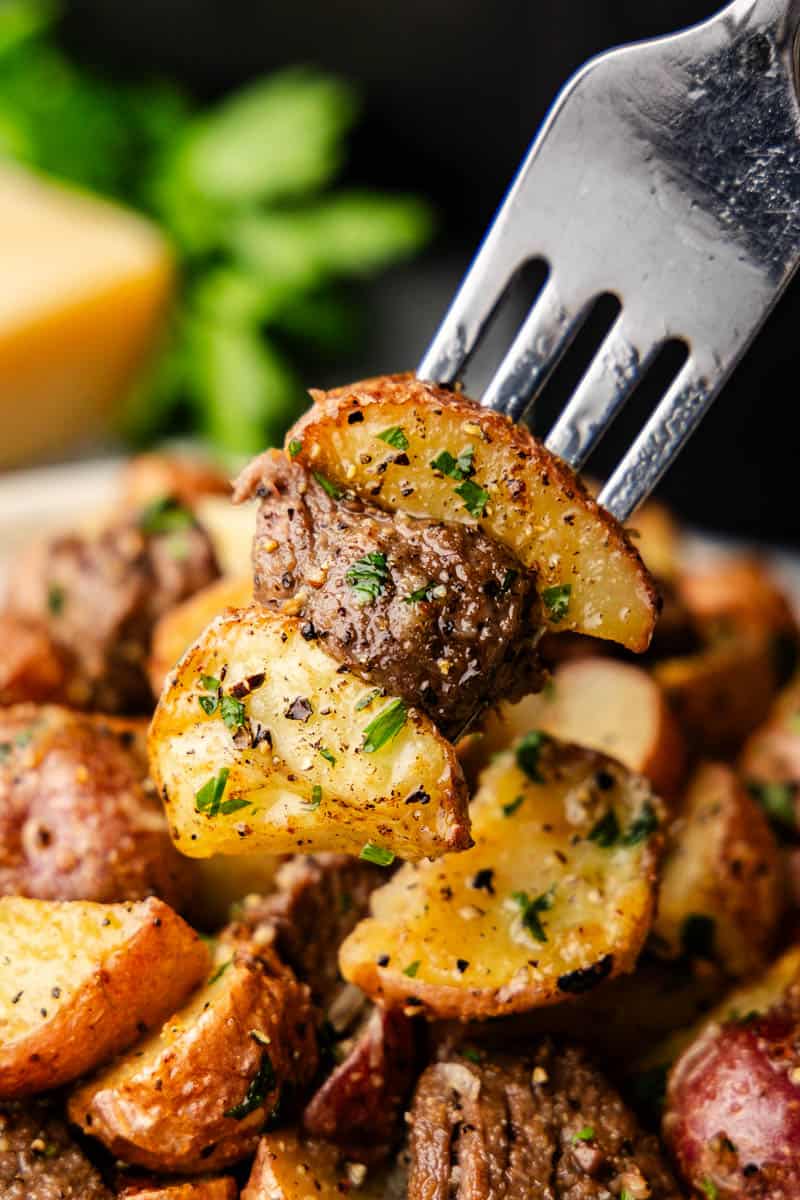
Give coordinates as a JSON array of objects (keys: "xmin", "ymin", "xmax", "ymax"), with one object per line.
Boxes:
[
  {"xmin": 597, "ymin": 357, "xmax": 715, "ymax": 522},
  {"xmin": 544, "ymin": 316, "xmax": 648, "ymax": 469},
  {"xmin": 481, "ymin": 279, "xmax": 587, "ymax": 423}
]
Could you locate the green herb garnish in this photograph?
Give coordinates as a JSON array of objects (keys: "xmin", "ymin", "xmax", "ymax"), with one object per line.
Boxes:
[
  {"xmin": 201, "ymin": 674, "xmax": 220, "ymax": 691},
  {"xmin": 511, "ymin": 887, "xmax": 555, "ymax": 943},
  {"xmin": 622, "ymin": 801, "xmax": 659, "ymax": 845},
  {"xmin": 701, "ymin": 1179, "xmax": 718, "ymax": 1200},
  {"xmin": 312, "ymin": 471, "xmax": 343, "ymax": 499},
  {"xmin": 195, "ymin": 768, "xmax": 231, "ymax": 817},
  {"xmin": 404, "ymin": 581, "xmax": 436, "ymax": 604},
  {"xmin": 46, "ymin": 583, "xmax": 65, "ymax": 615},
  {"xmin": 430, "ymin": 446, "xmax": 474, "ymax": 480},
  {"xmin": 362, "ymin": 699, "xmax": 407, "ymax": 753},
  {"xmin": 502, "ymin": 795, "xmax": 525, "ymax": 817},
  {"xmin": 572, "ymin": 1126, "xmax": 594, "ymax": 1143},
  {"xmin": 500, "ymin": 568, "xmax": 518, "ymax": 594},
  {"xmin": 748, "ymin": 780, "xmax": 797, "ymax": 833},
  {"xmin": 288, "ymin": 439, "xmax": 302, "ymax": 457},
  {"xmin": 360, "ymin": 843, "xmax": 395, "ymax": 867},
  {"xmin": 455, "ymin": 478, "xmax": 489, "ymax": 517},
  {"xmin": 588, "ymin": 809, "xmax": 620, "ymax": 848},
  {"xmin": 307, "ymin": 784, "xmax": 323, "ymax": 809},
  {"xmin": 139, "ymin": 496, "xmax": 194, "ymax": 536},
  {"xmin": 346, "ymin": 551, "xmax": 389, "ymax": 605},
  {"xmin": 220, "ymin": 694, "xmax": 246, "ymax": 731},
  {"xmin": 542, "ymin": 583, "xmax": 571, "ymax": 623},
  {"xmin": 0, "ymin": 743, "xmax": 11, "ymax": 762},
  {"xmin": 403, "ymin": 960, "xmax": 420, "ymax": 977},
  {"xmin": 218, "ymin": 795, "xmax": 252, "ymax": 816},
  {"xmin": 355, "ymin": 689, "xmax": 382, "ymax": 712},
  {"xmin": 462, "ymin": 1047, "xmax": 482, "ymax": 1064},
  {"xmin": 318, "ymin": 747, "xmax": 336, "ymax": 765},
  {"xmin": 377, "ymin": 426, "xmax": 408, "ymax": 451},
  {"xmin": 515, "ymin": 730, "xmax": 549, "ymax": 783},
  {"xmin": 208, "ymin": 960, "xmax": 231, "ymax": 986},
  {"xmin": 224, "ymin": 1044, "xmax": 276, "ymax": 1119}
]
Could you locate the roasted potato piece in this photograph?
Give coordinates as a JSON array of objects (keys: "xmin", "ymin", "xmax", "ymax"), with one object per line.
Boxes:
[
  {"xmin": 0, "ymin": 1100, "xmax": 113, "ymax": 1198},
  {"xmin": 679, "ymin": 555, "xmax": 798, "ymax": 641},
  {"xmin": 0, "ymin": 896, "xmax": 209, "ymax": 1097},
  {"xmin": 663, "ymin": 984, "xmax": 800, "ymax": 1197},
  {"xmin": 149, "ymin": 605, "xmax": 470, "ymax": 862},
  {"xmin": 242, "ymin": 1131, "xmax": 387, "ymax": 1200},
  {"xmin": 195, "ymin": 495, "xmax": 258, "ymax": 578},
  {"xmin": 0, "ymin": 705, "xmax": 194, "ymax": 907},
  {"xmin": 189, "ymin": 853, "xmax": 281, "ymax": 932},
  {"xmin": 740, "ymin": 671, "xmax": 800, "ymax": 836},
  {"xmin": 339, "ymin": 736, "xmax": 662, "ymax": 1019},
  {"xmin": 120, "ymin": 453, "xmax": 231, "ymax": 512},
  {"xmin": 0, "ymin": 613, "xmax": 66, "ymax": 706},
  {"xmin": 69, "ymin": 947, "xmax": 318, "ymax": 1173},
  {"xmin": 288, "ymin": 374, "xmax": 657, "ymax": 651},
  {"xmin": 466, "ymin": 658, "xmax": 686, "ymax": 797},
  {"xmin": 652, "ymin": 763, "xmax": 784, "ymax": 978},
  {"xmin": 149, "ymin": 574, "xmax": 252, "ymax": 698},
  {"xmin": 627, "ymin": 498, "xmax": 682, "ymax": 582},
  {"xmin": 118, "ymin": 1177, "xmax": 238, "ymax": 1199}
]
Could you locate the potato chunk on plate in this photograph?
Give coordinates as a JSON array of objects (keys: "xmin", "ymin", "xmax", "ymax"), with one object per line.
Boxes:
[
  {"xmin": 288, "ymin": 374, "xmax": 657, "ymax": 651},
  {"xmin": 0, "ymin": 896, "xmax": 209, "ymax": 1097},
  {"xmin": 242, "ymin": 1130, "xmax": 389, "ymax": 1200},
  {"xmin": 149, "ymin": 605, "xmax": 470, "ymax": 862},
  {"xmin": 339, "ymin": 735, "xmax": 662, "ymax": 1019}
]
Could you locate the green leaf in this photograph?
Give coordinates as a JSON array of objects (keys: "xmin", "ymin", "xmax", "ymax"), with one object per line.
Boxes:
[
  {"xmin": 588, "ymin": 809, "xmax": 620, "ymax": 848},
  {"xmin": 360, "ymin": 842, "xmax": 395, "ymax": 867},
  {"xmin": 572, "ymin": 1126, "xmax": 594, "ymax": 1143},
  {"xmin": 139, "ymin": 495, "xmax": 194, "ymax": 536},
  {"xmin": 288, "ymin": 439, "xmax": 303, "ymax": 458},
  {"xmin": 430, "ymin": 446, "xmax": 474, "ymax": 480},
  {"xmin": 346, "ymin": 552, "xmax": 389, "ymax": 605},
  {"xmin": 318, "ymin": 747, "xmax": 336, "ymax": 766},
  {"xmin": 201, "ymin": 675, "xmax": 220, "ymax": 692},
  {"xmin": 195, "ymin": 767, "xmax": 231, "ymax": 817},
  {"xmin": 180, "ymin": 69, "xmax": 358, "ymax": 206},
  {"xmin": 224, "ymin": 1045, "xmax": 277, "ymax": 1119},
  {"xmin": 515, "ymin": 731, "xmax": 549, "ymax": 783},
  {"xmin": 46, "ymin": 583, "xmax": 65, "ymax": 616},
  {"xmin": 701, "ymin": 1180, "xmax": 718, "ymax": 1200},
  {"xmin": 502, "ymin": 795, "xmax": 524, "ymax": 817},
  {"xmin": 622, "ymin": 801, "xmax": 659, "ymax": 845},
  {"xmin": 355, "ymin": 689, "xmax": 382, "ymax": 712},
  {"xmin": 377, "ymin": 426, "xmax": 409, "ymax": 451},
  {"xmin": 403, "ymin": 960, "xmax": 420, "ymax": 978},
  {"xmin": 512, "ymin": 887, "xmax": 555, "ymax": 944},
  {"xmin": 362, "ymin": 699, "xmax": 407, "ymax": 753},
  {"xmin": 308, "ymin": 784, "xmax": 323, "ymax": 810},
  {"xmin": 220, "ymin": 694, "xmax": 246, "ymax": 732},
  {"xmin": 455, "ymin": 478, "xmax": 489, "ymax": 518},
  {"xmin": 0, "ymin": 0, "xmax": 55, "ymax": 58},
  {"xmin": 312, "ymin": 471, "xmax": 343, "ymax": 500},
  {"xmin": 542, "ymin": 584, "xmax": 572, "ymax": 623},
  {"xmin": 748, "ymin": 780, "xmax": 797, "ymax": 834}
]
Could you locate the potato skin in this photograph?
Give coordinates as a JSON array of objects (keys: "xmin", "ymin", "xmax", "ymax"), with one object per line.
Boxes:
[
  {"xmin": 69, "ymin": 949, "xmax": 318, "ymax": 1174},
  {"xmin": 0, "ymin": 704, "xmax": 194, "ymax": 909},
  {"xmin": 0, "ymin": 896, "xmax": 210, "ymax": 1098},
  {"xmin": 0, "ymin": 614, "xmax": 66, "ymax": 706},
  {"xmin": 664, "ymin": 999, "xmax": 800, "ymax": 1197},
  {"xmin": 242, "ymin": 1131, "xmax": 388, "ymax": 1200}
]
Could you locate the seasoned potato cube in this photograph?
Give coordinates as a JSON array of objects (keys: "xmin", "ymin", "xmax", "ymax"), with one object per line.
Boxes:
[
  {"xmin": 467, "ymin": 657, "xmax": 686, "ymax": 797},
  {"xmin": 118, "ymin": 1179, "xmax": 238, "ymax": 1199},
  {"xmin": 0, "ymin": 896, "xmax": 210, "ymax": 1097},
  {"xmin": 652, "ymin": 763, "xmax": 784, "ymax": 978},
  {"xmin": 288, "ymin": 375, "xmax": 657, "ymax": 651},
  {"xmin": 149, "ymin": 605, "xmax": 470, "ymax": 862},
  {"xmin": 149, "ymin": 574, "xmax": 252, "ymax": 698},
  {"xmin": 339, "ymin": 736, "xmax": 662, "ymax": 1019},
  {"xmin": 69, "ymin": 948, "xmax": 318, "ymax": 1173},
  {"xmin": 242, "ymin": 1131, "xmax": 388, "ymax": 1200}
]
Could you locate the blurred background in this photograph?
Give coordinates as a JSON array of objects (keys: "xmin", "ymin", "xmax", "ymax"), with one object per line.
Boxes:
[{"xmin": 1, "ymin": 0, "xmax": 796, "ymax": 544}]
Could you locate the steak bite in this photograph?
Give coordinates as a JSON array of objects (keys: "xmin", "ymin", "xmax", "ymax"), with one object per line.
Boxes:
[
  {"xmin": 408, "ymin": 1043, "xmax": 681, "ymax": 1200},
  {"xmin": 235, "ymin": 451, "xmax": 545, "ymax": 739},
  {"xmin": 6, "ymin": 501, "xmax": 219, "ymax": 713},
  {"xmin": 0, "ymin": 1101, "xmax": 112, "ymax": 1200}
]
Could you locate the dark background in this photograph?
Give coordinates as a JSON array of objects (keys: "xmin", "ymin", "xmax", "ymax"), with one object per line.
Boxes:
[{"xmin": 61, "ymin": 1, "xmax": 798, "ymax": 543}]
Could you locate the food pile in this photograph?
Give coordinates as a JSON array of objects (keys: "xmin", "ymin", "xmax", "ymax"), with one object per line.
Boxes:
[{"xmin": 1, "ymin": 375, "xmax": 799, "ymax": 1199}]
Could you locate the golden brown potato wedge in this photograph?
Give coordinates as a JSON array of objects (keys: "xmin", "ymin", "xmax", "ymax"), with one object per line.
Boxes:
[
  {"xmin": 339, "ymin": 735, "xmax": 662, "ymax": 1020},
  {"xmin": 149, "ymin": 605, "xmax": 470, "ymax": 862},
  {"xmin": 119, "ymin": 1178, "xmax": 238, "ymax": 1200},
  {"xmin": 195, "ymin": 495, "xmax": 258, "ymax": 578},
  {"xmin": 148, "ymin": 574, "xmax": 252, "ymax": 698},
  {"xmin": 69, "ymin": 947, "xmax": 318, "ymax": 1173},
  {"xmin": 466, "ymin": 658, "xmax": 686, "ymax": 797},
  {"xmin": 288, "ymin": 375, "xmax": 657, "ymax": 651},
  {"xmin": 678, "ymin": 556, "xmax": 798, "ymax": 640},
  {"xmin": 242, "ymin": 1131, "xmax": 388, "ymax": 1200},
  {"xmin": 652, "ymin": 763, "xmax": 784, "ymax": 978},
  {"xmin": 0, "ymin": 896, "xmax": 209, "ymax": 1098},
  {"xmin": 740, "ymin": 671, "xmax": 800, "ymax": 835}
]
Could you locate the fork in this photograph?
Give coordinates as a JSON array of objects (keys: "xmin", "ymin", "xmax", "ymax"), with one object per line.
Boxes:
[{"xmin": 417, "ymin": 0, "xmax": 800, "ymax": 522}]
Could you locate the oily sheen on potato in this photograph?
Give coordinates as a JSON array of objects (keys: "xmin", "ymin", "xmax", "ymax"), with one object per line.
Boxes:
[
  {"xmin": 0, "ymin": 896, "xmax": 210, "ymax": 1097},
  {"xmin": 288, "ymin": 374, "xmax": 657, "ymax": 651},
  {"xmin": 339, "ymin": 734, "xmax": 662, "ymax": 1019},
  {"xmin": 149, "ymin": 605, "xmax": 470, "ymax": 862},
  {"xmin": 242, "ymin": 1131, "xmax": 388, "ymax": 1200}
]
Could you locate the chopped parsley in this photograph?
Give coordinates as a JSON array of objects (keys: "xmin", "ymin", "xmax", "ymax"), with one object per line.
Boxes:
[
  {"xmin": 195, "ymin": 768, "xmax": 231, "ymax": 816},
  {"xmin": 621, "ymin": 801, "xmax": 659, "ymax": 845},
  {"xmin": 318, "ymin": 747, "xmax": 336, "ymax": 765},
  {"xmin": 46, "ymin": 583, "xmax": 65, "ymax": 615},
  {"xmin": 308, "ymin": 785, "xmax": 323, "ymax": 810},
  {"xmin": 542, "ymin": 583, "xmax": 572, "ymax": 623},
  {"xmin": 220, "ymin": 694, "xmax": 246, "ymax": 731},
  {"xmin": 362, "ymin": 699, "xmax": 407, "ymax": 753},
  {"xmin": 588, "ymin": 809, "xmax": 620, "ymax": 847},
  {"xmin": 355, "ymin": 689, "xmax": 382, "ymax": 712},
  {"xmin": 288, "ymin": 439, "xmax": 303, "ymax": 457},
  {"xmin": 455, "ymin": 478, "xmax": 489, "ymax": 517},
  {"xmin": 621, "ymin": 1191, "xmax": 635, "ymax": 1200},
  {"xmin": 346, "ymin": 552, "xmax": 389, "ymax": 605},
  {"xmin": 512, "ymin": 887, "xmax": 555, "ymax": 943},
  {"xmin": 462, "ymin": 1047, "xmax": 482, "ymax": 1064},
  {"xmin": 208, "ymin": 960, "xmax": 231, "ymax": 986},
  {"xmin": 430, "ymin": 445, "xmax": 474, "ymax": 480},
  {"xmin": 224, "ymin": 1042, "xmax": 276, "ymax": 1119},
  {"xmin": 0, "ymin": 743, "xmax": 11, "ymax": 762},
  {"xmin": 748, "ymin": 780, "xmax": 797, "ymax": 833},
  {"xmin": 201, "ymin": 674, "xmax": 221, "ymax": 691},
  {"xmin": 377, "ymin": 426, "xmax": 409, "ymax": 450},
  {"xmin": 502, "ymin": 794, "xmax": 525, "ymax": 817},
  {"xmin": 312, "ymin": 471, "xmax": 343, "ymax": 500},
  {"xmin": 515, "ymin": 730, "xmax": 549, "ymax": 783},
  {"xmin": 681, "ymin": 913, "xmax": 716, "ymax": 959},
  {"xmin": 403, "ymin": 960, "xmax": 420, "ymax": 977},
  {"xmin": 360, "ymin": 843, "xmax": 395, "ymax": 867},
  {"xmin": 500, "ymin": 568, "xmax": 518, "ymax": 594},
  {"xmin": 701, "ymin": 1180, "xmax": 718, "ymax": 1200},
  {"xmin": 572, "ymin": 1126, "xmax": 595, "ymax": 1143},
  {"xmin": 139, "ymin": 495, "xmax": 194, "ymax": 536},
  {"xmin": 404, "ymin": 581, "xmax": 437, "ymax": 604}
]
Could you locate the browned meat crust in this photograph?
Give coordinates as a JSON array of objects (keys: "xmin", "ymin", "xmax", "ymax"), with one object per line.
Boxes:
[
  {"xmin": 6, "ymin": 510, "xmax": 219, "ymax": 714},
  {"xmin": 0, "ymin": 704, "xmax": 193, "ymax": 908},
  {"xmin": 229, "ymin": 853, "xmax": 385, "ymax": 1009},
  {"xmin": 408, "ymin": 1043, "xmax": 681, "ymax": 1200},
  {"xmin": 0, "ymin": 1102, "xmax": 111, "ymax": 1199},
  {"xmin": 302, "ymin": 1005, "xmax": 417, "ymax": 1162},
  {"xmin": 236, "ymin": 452, "xmax": 544, "ymax": 739}
]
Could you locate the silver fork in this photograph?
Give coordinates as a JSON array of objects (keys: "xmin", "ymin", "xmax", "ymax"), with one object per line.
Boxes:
[{"xmin": 417, "ymin": 0, "xmax": 800, "ymax": 522}]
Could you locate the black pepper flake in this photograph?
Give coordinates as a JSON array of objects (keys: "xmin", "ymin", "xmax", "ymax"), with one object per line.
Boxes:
[
  {"xmin": 471, "ymin": 868, "xmax": 495, "ymax": 895},
  {"xmin": 286, "ymin": 697, "xmax": 313, "ymax": 722},
  {"xmin": 393, "ymin": 452, "xmax": 410, "ymax": 466},
  {"xmin": 51, "ymin": 987, "xmax": 60, "ymax": 998},
  {"xmin": 347, "ymin": 409, "xmax": 365, "ymax": 424},
  {"xmin": 405, "ymin": 787, "xmax": 431, "ymax": 806},
  {"xmin": 376, "ymin": 954, "xmax": 390, "ymax": 966},
  {"xmin": 11, "ymin": 991, "xmax": 22, "ymax": 1004},
  {"xmin": 300, "ymin": 622, "xmax": 318, "ymax": 641},
  {"xmin": 557, "ymin": 954, "xmax": 614, "ymax": 994},
  {"xmin": 456, "ymin": 959, "xmax": 469, "ymax": 973},
  {"xmin": 595, "ymin": 771, "xmax": 615, "ymax": 791}
]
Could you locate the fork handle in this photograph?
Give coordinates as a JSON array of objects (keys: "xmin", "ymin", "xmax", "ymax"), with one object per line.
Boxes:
[{"xmin": 716, "ymin": 0, "xmax": 800, "ymax": 38}]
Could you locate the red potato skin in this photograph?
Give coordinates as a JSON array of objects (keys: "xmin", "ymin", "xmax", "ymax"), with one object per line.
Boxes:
[{"xmin": 664, "ymin": 1003, "xmax": 800, "ymax": 1197}]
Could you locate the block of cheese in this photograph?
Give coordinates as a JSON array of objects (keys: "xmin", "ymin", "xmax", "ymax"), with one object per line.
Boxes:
[{"xmin": 0, "ymin": 164, "xmax": 173, "ymax": 467}]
